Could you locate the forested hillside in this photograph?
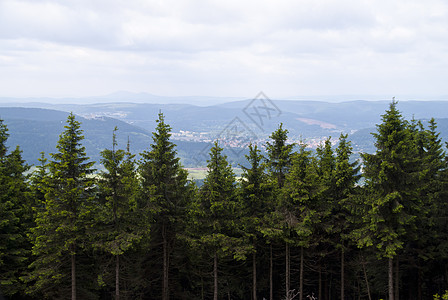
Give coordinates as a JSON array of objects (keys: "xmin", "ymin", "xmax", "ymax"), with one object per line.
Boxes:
[
  {"xmin": 0, "ymin": 107, "xmax": 249, "ymax": 168},
  {"xmin": 1, "ymin": 101, "xmax": 448, "ymax": 300}
]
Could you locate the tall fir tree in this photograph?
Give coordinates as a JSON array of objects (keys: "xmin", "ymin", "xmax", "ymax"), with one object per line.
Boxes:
[
  {"xmin": 356, "ymin": 101, "xmax": 422, "ymax": 300},
  {"xmin": 93, "ymin": 127, "xmax": 142, "ymax": 300},
  {"xmin": 191, "ymin": 141, "xmax": 242, "ymax": 300},
  {"xmin": 265, "ymin": 123, "xmax": 294, "ymax": 300},
  {"xmin": 265, "ymin": 123, "xmax": 294, "ymax": 189},
  {"xmin": 0, "ymin": 119, "xmax": 32, "ymax": 297},
  {"xmin": 281, "ymin": 142, "xmax": 320, "ymax": 300},
  {"xmin": 27, "ymin": 113, "xmax": 96, "ymax": 300},
  {"xmin": 331, "ymin": 134, "xmax": 361, "ymax": 300},
  {"xmin": 139, "ymin": 112, "xmax": 191, "ymax": 300},
  {"xmin": 239, "ymin": 144, "xmax": 272, "ymax": 300}
]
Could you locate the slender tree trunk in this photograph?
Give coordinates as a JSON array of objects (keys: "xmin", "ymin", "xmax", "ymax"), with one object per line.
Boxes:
[
  {"xmin": 253, "ymin": 250, "xmax": 257, "ymax": 300},
  {"xmin": 286, "ymin": 242, "xmax": 290, "ymax": 299},
  {"xmin": 270, "ymin": 244, "xmax": 273, "ymax": 300},
  {"xmin": 201, "ymin": 277, "xmax": 204, "ymax": 300},
  {"xmin": 361, "ymin": 256, "xmax": 372, "ymax": 300},
  {"xmin": 71, "ymin": 250, "xmax": 76, "ymax": 300},
  {"xmin": 214, "ymin": 252, "xmax": 218, "ymax": 300},
  {"xmin": 116, "ymin": 255, "xmax": 120, "ymax": 300},
  {"xmin": 394, "ymin": 256, "xmax": 399, "ymax": 300},
  {"xmin": 299, "ymin": 246, "xmax": 304, "ymax": 300},
  {"xmin": 389, "ymin": 257, "xmax": 394, "ymax": 300},
  {"xmin": 162, "ymin": 223, "xmax": 169, "ymax": 300},
  {"xmin": 417, "ymin": 263, "xmax": 422, "ymax": 300},
  {"xmin": 341, "ymin": 247, "xmax": 345, "ymax": 300},
  {"xmin": 319, "ymin": 265, "xmax": 322, "ymax": 300}
]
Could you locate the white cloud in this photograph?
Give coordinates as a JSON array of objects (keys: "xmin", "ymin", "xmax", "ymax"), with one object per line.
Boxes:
[{"xmin": 1, "ymin": 0, "xmax": 448, "ymax": 99}]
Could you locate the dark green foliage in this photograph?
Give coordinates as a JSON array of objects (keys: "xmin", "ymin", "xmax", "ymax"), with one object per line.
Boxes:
[
  {"xmin": 356, "ymin": 100, "xmax": 420, "ymax": 258},
  {"xmin": 1, "ymin": 104, "xmax": 448, "ymax": 300},
  {"xmin": 92, "ymin": 127, "xmax": 143, "ymax": 299},
  {"xmin": 138, "ymin": 112, "xmax": 192, "ymax": 299},
  {"xmin": 238, "ymin": 144, "xmax": 273, "ymax": 299},
  {"xmin": 280, "ymin": 142, "xmax": 320, "ymax": 247},
  {"xmin": 193, "ymin": 141, "xmax": 242, "ymax": 256},
  {"xmin": 0, "ymin": 119, "xmax": 32, "ymax": 297},
  {"xmin": 265, "ymin": 123, "xmax": 295, "ymax": 189},
  {"xmin": 27, "ymin": 113, "xmax": 97, "ymax": 299}
]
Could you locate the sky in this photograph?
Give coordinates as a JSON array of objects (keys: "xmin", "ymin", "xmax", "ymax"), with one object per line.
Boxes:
[{"xmin": 1, "ymin": 0, "xmax": 448, "ymax": 100}]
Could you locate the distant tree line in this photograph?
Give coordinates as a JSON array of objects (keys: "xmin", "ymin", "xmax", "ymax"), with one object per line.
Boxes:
[{"xmin": 1, "ymin": 101, "xmax": 448, "ymax": 300}]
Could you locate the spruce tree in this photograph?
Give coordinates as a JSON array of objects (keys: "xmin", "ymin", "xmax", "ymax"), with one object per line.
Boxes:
[
  {"xmin": 0, "ymin": 119, "xmax": 32, "ymax": 297},
  {"xmin": 192, "ymin": 141, "xmax": 240, "ymax": 300},
  {"xmin": 239, "ymin": 144, "xmax": 272, "ymax": 300},
  {"xmin": 27, "ymin": 113, "xmax": 95, "ymax": 300},
  {"xmin": 265, "ymin": 123, "xmax": 294, "ymax": 300},
  {"xmin": 265, "ymin": 123, "xmax": 294, "ymax": 189},
  {"xmin": 332, "ymin": 134, "xmax": 361, "ymax": 300},
  {"xmin": 139, "ymin": 112, "xmax": 191, "ymax": 300},
  {"xmin": 93, "ymin": 127, "xmax": 142, "ymax": 300},
  {"xmin": 281, "ymin": 142, "xmax": 320, "ymax": 300},
  {"xmin": 356, "ymin": 101, "xmax": 421, "ymax": 300}
]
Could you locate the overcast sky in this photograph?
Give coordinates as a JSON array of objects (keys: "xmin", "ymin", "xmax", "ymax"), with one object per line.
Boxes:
[{"xmin": 1, "ymin": 0, "xmax": 448, "ymax": 100}]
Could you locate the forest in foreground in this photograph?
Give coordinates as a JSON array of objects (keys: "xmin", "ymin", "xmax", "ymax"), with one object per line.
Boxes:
[{"xmin": 1, "ymin": 101, "xmax": 448, "ymax": 300}]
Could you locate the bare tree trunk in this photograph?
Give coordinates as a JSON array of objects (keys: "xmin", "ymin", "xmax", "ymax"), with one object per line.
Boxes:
[
  {"xmin": 417, "ymin": 262, "xmax": 422, "ymax": 300},
  {"xmin": 341, "ymin": 247, "xmax": 345, "ymax": 300},
  {"xmin": 299, "ymin": 246, "xmax": 304, "ymax": 300},
  {"xmin": 286, "ymin": 242, "xmax": 290, "ymax": 299},
  {"xmin": 361, "ymin": 256, "xmax": 372, "ymax": 300},
  {"xmin": 270, "ymin": 244, "xmax": 273, "ymax": 300},
  {"xmin": 71, "ymin": 249, "xmax": 76, "ymax": 300},
  {"xmin": 214, "ymin": 252, "xmax": 218, "ymax": 300},
  {"xmin": 394, "ymin": 256, "xmax": 399, "ymax": 300},
  {"xmin": 319, "ymin": 265, "xmax": 322, "ymax": 300},
  {"xmin": 253, "ymin": 251, "xmax": 257, "ymax": 300},
  {"xmin": 162, "ymin": 223, "xmax": 169, "ymax": 300},
  {"xmin": 389, "ymin": 257, "xmax": 394, "ymax": 300},
  {"xmin": 116, "ymin": 255, "xmax": 120, "ymax": 300}
]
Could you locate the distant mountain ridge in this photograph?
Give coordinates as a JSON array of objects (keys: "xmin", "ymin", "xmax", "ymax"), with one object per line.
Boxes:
[{"xmin": 1, "ymin": 99, "xmax": 448, "ymax": 167}]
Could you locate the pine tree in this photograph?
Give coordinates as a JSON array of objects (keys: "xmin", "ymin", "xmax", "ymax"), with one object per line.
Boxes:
[
  {"xmin": 0, "ymin": 119, "xmax": 32, "ymax": 297},
  {"xmin": 408, "ymin": 118, "xmax": 448, "ymax": 297},
  {"xmin": 27, "ymin": 113, "xmax": 96, "ymax": 300},
  {"xmin": 265, "ymin": 123, "xmax": 294, "ymax": 300},
  {"xmin": 356, "ymin": 100, "xmax": 421, "ymax": 300},
  {"xmin": 29, "ymin": 152, "xmax": 48, "ymax": 206},
  {"xmin": 139, "ymin": 112, "xmax": 191, "ymax": 300},
  {"xmin": 191, "ymin": 141, "xmax": 241, "ymax": 300},
  {"xmin": 239, "ymin": 144, "xmax": 272, "ymax": 300},
  {"xmin": 281, "ymin": 142, "xmax": 320, "ymax": 300},
  {"xmin": 93, "ymin": 127, "xmax": 142, "ymax": 300},
  {"xmin": 332, "ymin": 134, "xmax": 361, "ymax": 300},
  {"xmin": 265, "ymin": 123, "xmax": 294, "ymax": 189}
]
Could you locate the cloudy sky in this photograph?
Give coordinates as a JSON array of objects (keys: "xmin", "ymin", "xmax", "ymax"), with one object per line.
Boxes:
[{"xmin": 1, "ymin": 0, "xmax": 448, "ymax": 100}]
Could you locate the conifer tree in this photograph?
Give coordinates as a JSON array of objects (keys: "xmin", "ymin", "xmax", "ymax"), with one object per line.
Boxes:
[
  {"xmin": 281, "ymin": 142, "xmax": 320, "ymax": 300},
  {"xmin": 356, "ymin": 101, "xmax": 421, "ymax": 300},
  {"xmin": 139, "ymin": 112, "xmax": 191, "ymax": 300},
  {"xmin": 409, "ymin": 119, "xmax": 448, "ymax": 297},
  {"xmin": 0, "ymin": 120, "xmax": 32, "ymax": 297},
  {"xmin": 265, "ymin": 123, "xmax": 294, "ymax": 189},
  {"xmin": 29, "ymin": 152, "xmax": 48, "ymax": 206},
  {"xmin": 94, "ymin": 127, "xmax": 142, "ymax": 300},
  {"xmin": 27, "ymin": 113, "xmax": 95, "ymax": 300},
  {"xmin": 192, "ymin": 141, "xmax": 240, "ymax": 300},
  {"xmin": 332, "ymin": 134, "xmax": 361, "ymax": 300},
  {"xmin": 239, "ymin": 144, "xmax": 272, "ymax": 300},
  {"xmin": 265, "ymin": 123, "xmax": 294, "ymax": 300}
]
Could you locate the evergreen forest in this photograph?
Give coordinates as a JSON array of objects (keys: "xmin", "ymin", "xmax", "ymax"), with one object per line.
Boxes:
[{"xmin": 2, "ymin": 101, "xmax": 448, "ymax": 300}]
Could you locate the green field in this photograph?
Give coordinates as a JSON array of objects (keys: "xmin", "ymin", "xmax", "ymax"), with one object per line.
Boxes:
[{"xmin": 185, "ymin": 167, "xmax": 242, "ymax": 180}]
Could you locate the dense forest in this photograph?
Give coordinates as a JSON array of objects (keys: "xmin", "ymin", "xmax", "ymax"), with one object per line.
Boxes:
[{"xmin": 1, "ymin": 101, "xmax": 448, "ymax": 300}]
